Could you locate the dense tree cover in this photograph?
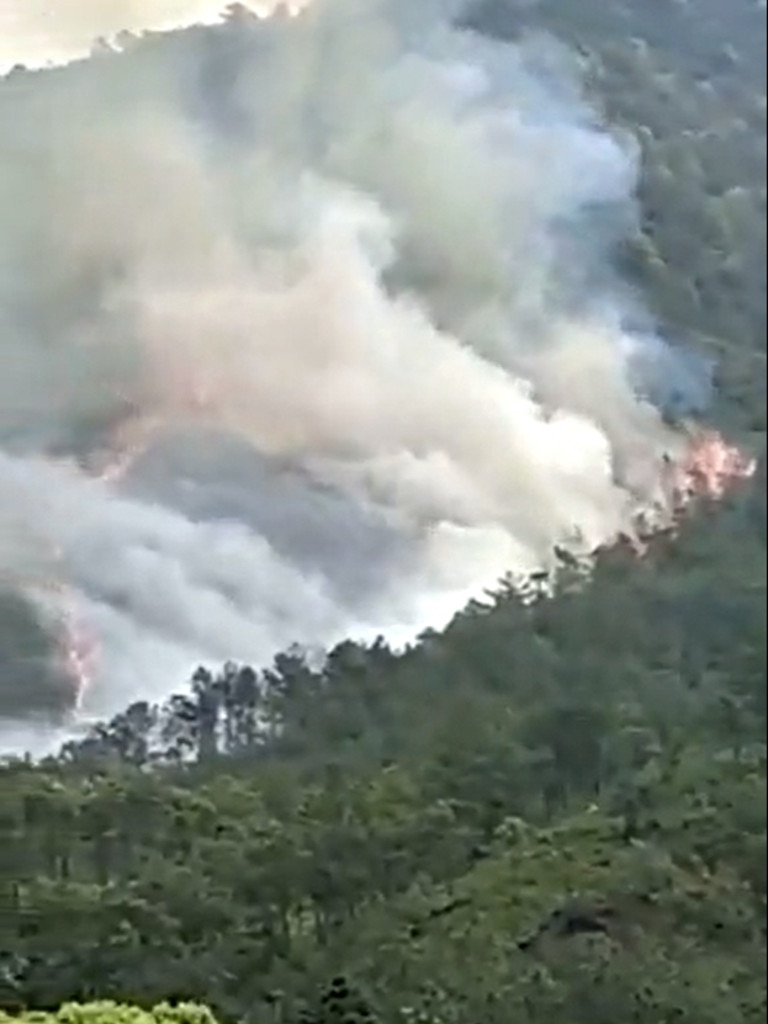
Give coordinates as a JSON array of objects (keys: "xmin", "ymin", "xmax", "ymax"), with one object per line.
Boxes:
[
  {"xmin": 2, "ymin": 485, "xmax": 764, "ymax": 1022},
  {"xmin": 467, "ymin": 0, "xmax": 767, "ymax": 434},
  {"xmin": 1, "ymin": 1, "xmax": 766, "ymax": 1022}
]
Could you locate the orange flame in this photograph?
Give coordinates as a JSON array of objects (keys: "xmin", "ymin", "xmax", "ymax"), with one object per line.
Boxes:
[
  {"xmin": 673, "ymin": 428, "xmax": 757, "ymax": 504},
  {"xmin": 4, "ymin": 0, "xmax": 320, "ymax": 716},
  {"xmin": 58, "ymin": 602, "xmax": 99, "ymax": 710},
  {"xmin": 6, "ymin": 371, "xmax": 758, "ymax": 719},
  {"xmin": 600, "ymin": 427, "xmax": 755, "ymax": 561}
]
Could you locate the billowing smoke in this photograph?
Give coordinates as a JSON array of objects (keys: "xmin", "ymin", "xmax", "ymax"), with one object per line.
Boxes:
[{"xmin": 0, "ymin": 0, "xmax": 712, "ymax": 747}]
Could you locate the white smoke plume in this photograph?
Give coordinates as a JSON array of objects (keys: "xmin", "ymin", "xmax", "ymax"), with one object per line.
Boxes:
[{"xmin": 0, "ymin": 0, "xmax": 701, "ymax": 748}]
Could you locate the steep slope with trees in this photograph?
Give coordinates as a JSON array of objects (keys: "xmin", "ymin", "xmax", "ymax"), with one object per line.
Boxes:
[
  {"xmin": 467, "ymin": 0, "xmax": 767, "ymax": 433},
  {"xmin": 1, "ymin": 0, "xmax": 766, "ymax": 1021},
  {"xmin": 2, "ymin": 487, "xmax": 764, "ymax": 1021}
]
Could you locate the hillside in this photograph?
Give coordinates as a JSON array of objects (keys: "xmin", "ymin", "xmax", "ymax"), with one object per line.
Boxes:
[
  {"xmin": 466, "ymin": 0, "xmax": 767, "ymax": 434},
  {"xmin": 1, "ymin": 0, "xmax": 766, "ymax": 1021},
  {"xmin": 2, "ymin": 493, "xmax": 765, "ymax": 1020}
]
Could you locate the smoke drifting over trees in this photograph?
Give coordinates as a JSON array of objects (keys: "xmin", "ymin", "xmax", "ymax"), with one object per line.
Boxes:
[
  {"xmin": 0, "ymin": 3, "xmax": 765, "ymax": 1021},
  {"xmin": 0, "ymin": 0, "xmax": 726, "ymax": 738}
]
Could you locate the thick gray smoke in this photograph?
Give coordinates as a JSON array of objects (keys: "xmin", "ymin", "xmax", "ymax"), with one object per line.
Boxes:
[{"xmin": 0, "ymin": 0, "xmax": 694, "ymax": 750}]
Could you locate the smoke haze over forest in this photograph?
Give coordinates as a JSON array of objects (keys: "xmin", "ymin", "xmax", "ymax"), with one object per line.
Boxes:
[{"xmin": 0, "ymin": 0, "xmax": 717, "ymax": 748}]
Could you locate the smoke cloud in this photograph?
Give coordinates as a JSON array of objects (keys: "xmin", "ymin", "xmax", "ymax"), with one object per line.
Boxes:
[{"xmin": 0, "ymin": 0, "xmax": 705, "ymax": 748}]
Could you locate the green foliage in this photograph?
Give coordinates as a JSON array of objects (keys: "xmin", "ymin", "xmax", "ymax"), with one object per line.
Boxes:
[
  {"xmin": 2, "ymin": 493, "xmax": 764, "ymax": 1022},
  {"xmin": 1, "ymin": 1, "xmax": 766, "ymax": 1022},
  {"xmin": 0, "ymin": 1004, "xmax": 218, "ymax": 1024},
  {"xmin": 467, "ymin": 0, "xmax": 767, "ymax": 433}
]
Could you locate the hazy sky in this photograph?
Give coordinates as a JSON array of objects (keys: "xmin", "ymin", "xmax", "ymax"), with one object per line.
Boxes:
[{"xmin": 0, "ymin": 1, "xmax": 303, "ymax": 72}]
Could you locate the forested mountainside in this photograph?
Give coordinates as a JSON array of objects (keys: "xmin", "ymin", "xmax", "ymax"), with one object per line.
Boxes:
[
  {"xmin": 3, "ymin": 503, "xmax": 766, "ymax": 1022},
  {"xmin": 467, "ymin": 0, "xmax": 767, "ymax": 434},
  {"xmin": 1, "ymin": 0, "xmax": 766, "ymax": 1022}
]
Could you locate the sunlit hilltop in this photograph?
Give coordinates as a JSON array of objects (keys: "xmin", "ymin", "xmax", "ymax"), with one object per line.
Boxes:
[{"xmin": 0, "ymin": 1, "xmax": 310, "ymax": 73}]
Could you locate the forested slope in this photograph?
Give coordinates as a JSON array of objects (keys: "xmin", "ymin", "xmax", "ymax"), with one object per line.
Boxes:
[
  {"xmin": 1, "ymin": 0, "xmax": 766, "ymax": 1021},
  {"xmin": 2, "ymin": 490, "xmax": 764, "ymax": 1021},
  {"xmin": 467, "ymin": 0, "xmax": 767, "ymax": 433}
]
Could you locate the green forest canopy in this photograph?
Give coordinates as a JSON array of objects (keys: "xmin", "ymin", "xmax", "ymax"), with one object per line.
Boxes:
[{"xmin": 0, "ymin": 1006, "xmax": 218, "ymax": 1024}]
